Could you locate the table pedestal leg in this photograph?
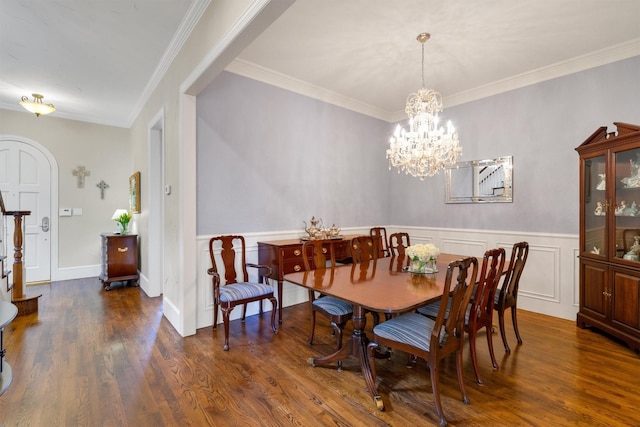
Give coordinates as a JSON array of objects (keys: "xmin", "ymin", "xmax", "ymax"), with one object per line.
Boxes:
[{"xmin": 307, "ymin": 305, "xmax": 385, "ymax": 410}]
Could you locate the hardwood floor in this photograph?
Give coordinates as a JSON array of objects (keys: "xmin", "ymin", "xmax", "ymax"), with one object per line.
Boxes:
[{"xmin": 1, "ymin": 278, "xmax": 639, "ymax": 426}]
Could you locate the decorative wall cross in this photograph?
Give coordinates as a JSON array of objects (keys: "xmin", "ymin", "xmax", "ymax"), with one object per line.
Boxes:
[
  {"xmin": 72, "ymin": 166, "xmax": 90, "ymax": 188},
  {"xmin": 96, "ymin": 180, "xmax": 109, "ymax": 199}
]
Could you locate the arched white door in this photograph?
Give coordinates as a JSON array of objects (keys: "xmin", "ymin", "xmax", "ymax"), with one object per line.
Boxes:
[{"xmin": 0, "ymin": 138, "xmax": 52, "ymax": 283}]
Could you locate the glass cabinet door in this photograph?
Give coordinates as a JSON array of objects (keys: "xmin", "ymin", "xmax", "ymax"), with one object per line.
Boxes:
[
  {"xmin": 614, "ymin": 147, "xmax": 640, "ymax": 262},
  {"xmin": 585, "ymin": 156, "xmax": 607, "ymax": 257}
]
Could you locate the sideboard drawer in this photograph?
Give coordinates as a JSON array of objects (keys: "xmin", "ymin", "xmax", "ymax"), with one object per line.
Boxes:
[
  {"xmin": 281, "ymin": 246, "xmax": 304, "ymax": 259},
  {"xmin": 282, "ymin": 260, "xmax": 305, "ymax": 274}
]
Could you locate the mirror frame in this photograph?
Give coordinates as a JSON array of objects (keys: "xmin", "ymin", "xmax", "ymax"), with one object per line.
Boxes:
[{"xmin": 445, "ymin": 156, "xmax": 513, "ymax": 204}]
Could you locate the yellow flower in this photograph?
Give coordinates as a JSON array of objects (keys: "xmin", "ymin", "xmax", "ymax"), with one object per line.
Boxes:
[{"xmin": 117, "ymin": 211, "xmax": 131, "ymax": 225}]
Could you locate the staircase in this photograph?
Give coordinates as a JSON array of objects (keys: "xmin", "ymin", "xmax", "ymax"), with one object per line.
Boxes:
[{"xmin": 1, "ymin": 192, "xmax": 40, "ymax": 315}]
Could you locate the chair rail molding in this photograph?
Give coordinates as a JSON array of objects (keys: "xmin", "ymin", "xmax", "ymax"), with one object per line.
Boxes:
[{"xmin": 195, "ymin": 226, "xmax": 578, "ymax": 329}]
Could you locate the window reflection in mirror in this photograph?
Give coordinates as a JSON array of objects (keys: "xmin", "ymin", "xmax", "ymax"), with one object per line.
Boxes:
[{"xmin": 445, "ymin": 156, "xmax": 513, "ymax": 203}]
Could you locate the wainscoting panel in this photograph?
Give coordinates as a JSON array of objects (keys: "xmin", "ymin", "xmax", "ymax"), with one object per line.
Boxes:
[
  {"xmin": 196, "ymin": 227, "xmax": 579, "ymax": 330},
  {"xmin": 518, "ymin": 244, "xmax": 561, "ymax": 302},
  {"xmin": 439, "ymin": 238, "xmax": 488, "ymax": 257}
]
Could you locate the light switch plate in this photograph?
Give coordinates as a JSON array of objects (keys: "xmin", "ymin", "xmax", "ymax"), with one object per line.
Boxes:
[
  {"xmin": 73, "ymin": 208, "xmax": 83, "ymax": 216},
  {"xmin": 59, "ymin": 208, "xmax": 72, "ymax": 217}
]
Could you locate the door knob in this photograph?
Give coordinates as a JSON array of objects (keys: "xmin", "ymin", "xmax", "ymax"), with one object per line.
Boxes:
[{"xmin": 40, "ymin": 216, "xmax": 50, "ymax": 232}]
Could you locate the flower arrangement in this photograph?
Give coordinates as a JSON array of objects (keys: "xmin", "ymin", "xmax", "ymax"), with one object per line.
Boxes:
[
  {"xmin": 406, "ymin": 243, "xmax": 440, "ymax": 273},
  {"xmin": 112, "ymin": 209, "xmax": 132, "ymax": 234}
]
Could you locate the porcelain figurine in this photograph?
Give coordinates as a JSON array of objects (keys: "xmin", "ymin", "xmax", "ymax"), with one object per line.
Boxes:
[
  {"xmin": 594, "ymin": 202, "xmax": 604, "ymax": 216},
  {"xmin": 596, "ymin": 174, "xmax": 606, "ymax": 190}
]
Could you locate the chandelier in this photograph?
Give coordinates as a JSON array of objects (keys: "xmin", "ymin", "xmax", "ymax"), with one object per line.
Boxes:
[
  {"xmin": 19, "ymin": 93, "xmax": 56, "ymax": 117},
  {"xmin": 387, "ymin": 33, "xmax": 461, "ymax": 180}
]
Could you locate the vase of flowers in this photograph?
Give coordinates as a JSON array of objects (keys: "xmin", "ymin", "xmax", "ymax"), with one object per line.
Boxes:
[
  {"xmin": 112, "ymin": 209, "xmax": 131, "ymax": 234},
  {"xmin": 406, "ymin": 243, "xmax": 440, "ymax": 273}
]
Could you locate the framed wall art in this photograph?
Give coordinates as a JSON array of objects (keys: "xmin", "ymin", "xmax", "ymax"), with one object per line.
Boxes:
[{"xmin": 129, "ymin": 171, "xmax": 141, "ymax": 213}]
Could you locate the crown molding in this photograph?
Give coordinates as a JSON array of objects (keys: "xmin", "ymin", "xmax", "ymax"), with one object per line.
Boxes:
[
  {"xmin": 443, "ymin": 38, "xmax": 640, "ymax": 109},
  {"xmin": 125, "ymin": 0, "xmax": 212, "ymax": 127},
  {"xmin": 225, "ymin": 58, "xmax": 393, "ymax": 122},
  {"xmin": 229, "ymin": 38, "xmax": 640, "ymax": 124}
]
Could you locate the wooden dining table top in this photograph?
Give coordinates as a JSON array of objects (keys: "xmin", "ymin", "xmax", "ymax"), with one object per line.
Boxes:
[{"xmin": 284, "ymin": 253, "xmax": 467, "ymax": 314}]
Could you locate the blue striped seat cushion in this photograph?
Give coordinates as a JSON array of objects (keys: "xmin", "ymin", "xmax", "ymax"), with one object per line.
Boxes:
[
  {"xmin": 494, "ymin": 287, "xmax": 503, "ymax": 305},
  {"xmin": 373, "ymin": 312, "xmax": 443, "ymax": 352},
  {"xmin": 417, "ymin": 298, "xmax": 472, "ymax": 324},
  {"xmin": 313, "ymin": 296, "xmax": 353, "ymax": 316},
  {"xmin": 219, "ymin": 282, "xmax": 273, "ymax": 303}
]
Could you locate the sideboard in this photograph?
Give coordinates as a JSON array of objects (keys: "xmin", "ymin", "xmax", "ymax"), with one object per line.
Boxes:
[{"xmin": 257, "ymin": 235, "xmax": 360, "ymax": 324}]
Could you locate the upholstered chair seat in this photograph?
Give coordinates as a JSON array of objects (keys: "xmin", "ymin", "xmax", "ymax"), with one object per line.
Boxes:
[{"xmin": 312, "ymin": 296, "xmax": 353, "ymax": 316}]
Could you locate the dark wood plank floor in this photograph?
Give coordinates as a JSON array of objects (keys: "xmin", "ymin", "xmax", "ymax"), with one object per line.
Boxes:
[{"xmin": 1, "ymin": 278, "xmax": 639, "ymax": 426}]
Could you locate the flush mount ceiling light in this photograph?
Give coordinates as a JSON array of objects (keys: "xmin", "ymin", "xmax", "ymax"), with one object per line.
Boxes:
[
  {"xmin": 19, "ymin": 93, "xmax": 56, "ymax": 117},
  {"xmin": 386, "ymin": 33, "xmax": 462, "ymax": 180}
]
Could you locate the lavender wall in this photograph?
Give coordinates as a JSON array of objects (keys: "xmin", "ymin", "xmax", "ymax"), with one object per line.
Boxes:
[
  {"xmin": 197, "ymin": 56, "xmax": 640, "ymax": 235},
  {"xmin": 388, "ymin": 56, "xmax": 640, "ymax": 233},
  {"xmin": 197, "ymin": 71, "xmax": 392, "ymax": 234}
]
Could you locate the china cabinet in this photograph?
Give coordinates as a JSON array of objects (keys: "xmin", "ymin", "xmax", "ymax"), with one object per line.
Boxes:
[{"xmin": 576, "ymin": 122, "xmax": 640, "ymax": 352}]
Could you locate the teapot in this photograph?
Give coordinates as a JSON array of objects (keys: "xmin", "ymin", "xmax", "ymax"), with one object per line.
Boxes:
[{"xmin": 303, "ymin": 216, "xmax": 323, "ymax": 239}]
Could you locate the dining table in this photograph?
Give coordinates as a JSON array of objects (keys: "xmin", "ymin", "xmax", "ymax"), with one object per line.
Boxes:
[{"xmin": 283, "ymin": 252, "xmax": 467, "ymax": 410}]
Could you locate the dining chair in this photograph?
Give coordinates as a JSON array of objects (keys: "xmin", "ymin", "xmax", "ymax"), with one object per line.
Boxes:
[
  {"xmin": 367, "ymin": 257, "xmax": 478, "ymax": 427},
  {"xmin": 303, "ymin": 240, "xmax": 353, "ymax": 370},
  {"xmin": 207, "ymin": 235, "xmax": 278, "ymax": 351},
  {"xmin": 351, "ymin": 235, "xmax": 379, "ymax": 263},
  {"xmin": 494, "ymin": 241, "xmax": 529, "ymax": 353},
  {"xmin": 369, "ymin": 227, "xmax": 390, "ymax": 258},
  {"xmin": 418, "ymin": 247, "xmax": 506, "ymax": 384},
  {"xmin": 389, "ymin": 232, "xmax": 411, "ymax": 259},
  {"xmin": 351, "ymin": 235, "xmax": 383, "ymax": 323}
]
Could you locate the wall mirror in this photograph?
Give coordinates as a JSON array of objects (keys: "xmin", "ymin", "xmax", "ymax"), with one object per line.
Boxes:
[{"xmin": 445, "ymin": 156, "xmax": 513, "ymax": 203}]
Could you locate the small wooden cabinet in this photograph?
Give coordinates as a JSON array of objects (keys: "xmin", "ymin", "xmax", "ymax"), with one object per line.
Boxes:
[
  {"xmin": 576, "ymin": 122, "xmax": 640, "ymax": 352},
  {"xmin": 99, "ymin": 233, "xmax": 139, "ymax": 291}
]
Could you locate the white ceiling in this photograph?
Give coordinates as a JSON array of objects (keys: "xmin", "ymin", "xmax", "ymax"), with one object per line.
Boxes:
[{"xmin": 1, "ymin": 0, "xmax": 639, "ymax": 127}]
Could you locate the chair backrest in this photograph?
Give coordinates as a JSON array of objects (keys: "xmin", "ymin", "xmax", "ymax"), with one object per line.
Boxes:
[
  {"xmin": 209, "ymin": 235, "xmax": 248, "ymax": 285},
  {"xmin": 351, "ymin": 235, "xmax": 378, "ymax": 263},
  {"xmin": 302, "ymin": 240, "xmax": 336, "ymax": 289},
  {"xmin": 497, "ymin": 242, "xmax": 529, "ymax": 306},
  {"xmin": 433, "ymin": 257, "xmax": 478, "ymax": 351},
  {"xmin": 469, "ymin": 248, "xmax": 506, "ymax": 327},
  {"xmin": 389, "ymin": 232, "xmax": 411, "ymax": 259},
  {"xmin": 369, "ymin": 227, "xmax": 389, "ymax": 257},
  {"xmin": 302, "ymin": 240, "xmax": 336, "ymax": 271}
]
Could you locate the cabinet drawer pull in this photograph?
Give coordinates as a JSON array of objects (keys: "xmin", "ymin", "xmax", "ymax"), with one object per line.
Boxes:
[
  {"xmin": 294, "ymin": 265, "xmax": 301, "ymax": 272},
  {"xmin": 294, "ymin": 249, "xmax": 301, "ymax": 256},
  {"xmin": 118, "ymin": 247, "xmax": 129, "ymax": 253}
]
